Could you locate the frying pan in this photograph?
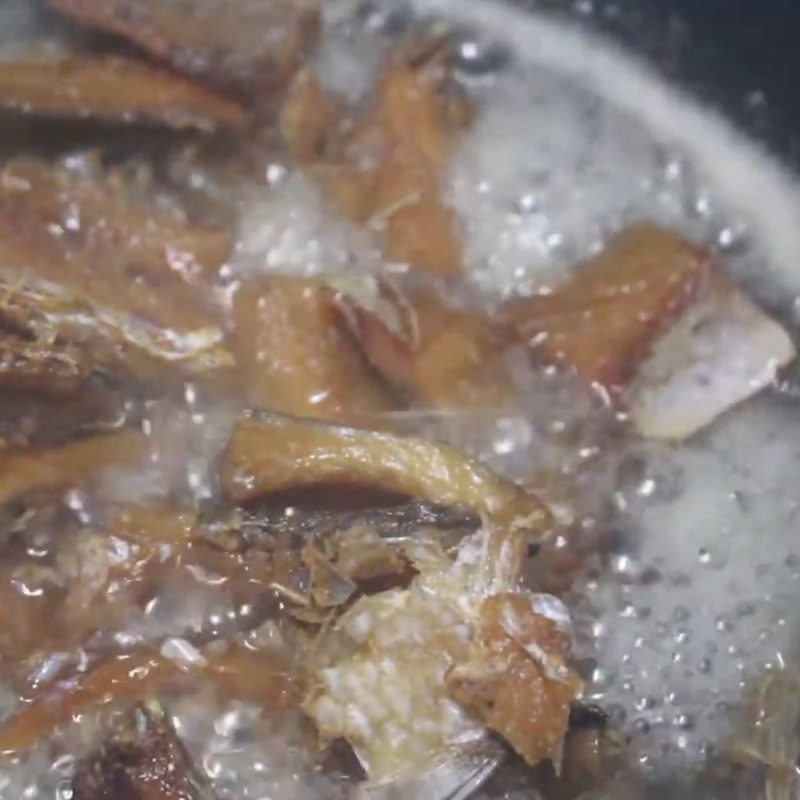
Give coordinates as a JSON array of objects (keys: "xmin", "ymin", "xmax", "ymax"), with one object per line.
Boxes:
[{"xmin": 569, "ymin": 0, "xmax": 800, "ymax": 165}]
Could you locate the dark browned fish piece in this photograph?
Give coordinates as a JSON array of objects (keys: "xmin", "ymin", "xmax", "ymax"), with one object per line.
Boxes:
[
  {"xmin": 0, "ymin": 55, "xmax": 246, "ymax": 132},
  {"xmin": 72, "ymin": 701, "xmax": 217, "ymax": 800},
  {"xmin": 49, "ymin": 0, "xmax": 320, "ymax": 95}
]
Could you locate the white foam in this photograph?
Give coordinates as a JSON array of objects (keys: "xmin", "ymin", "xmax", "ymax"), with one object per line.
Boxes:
[{"xmin": 414, "ymin": 0, "xmax": 800, "ymax": 293}]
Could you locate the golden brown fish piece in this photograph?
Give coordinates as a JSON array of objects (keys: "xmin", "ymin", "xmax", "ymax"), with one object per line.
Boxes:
[
  {"xmin": 281, "ymin": 39, "xmax": 471, "ymax": 276},
  {"xmin": 0, "ymin": 646, "xmax": 295, "ymax": 756},
  {"xmin": 221, "ymin": 412, "xmax": 551, "ymax": 529},
  {"xmin": 0, "ymin": 55, "xmax": 246, "ymax": 132},
  {"xmin": 447, "ymin": 592, "xmax": 581, "ymax": 767},
  {"xmin": 502, "ymin": 224, "xmax": 711, "ymax": 391},
  {"xmin": 232, "ymin": 276, "xmax": 397, "ymax": 423},
  {"xmin": 0, "ymin": 428, "xmax": 148, "ymax": 509},
  {"xmin": 0, "ymin": 651, "xmax": 180, "ymax": 756},
  {"xmin": 334, "ymin": 281, "xmax": 517, "ymax": 408},
  {"xmin": 0, "ymin": 157, "xmax": 232, "ymax": 380},
  {"xmin": 48, "ymin": 0, "xmax": 321, "ymax": 95}
]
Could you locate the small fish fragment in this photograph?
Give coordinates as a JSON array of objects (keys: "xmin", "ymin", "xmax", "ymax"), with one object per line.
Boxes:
[
  {"xmin": 49, "ymin": 0, "xmax": 321, "ymax": 95},
  {"xmin": 0, "ymin": 428, "xmax": 148, "ymax": 508},
  {"xmin": 0, "ymin": 644, "xmax": 294, "ymax": 756},
  {"xmin": 0, "ymin": 333, "xmax": 97, "ymax": 396},
  {"xmin": 304, "ymin": 534, "xmax": 579, "ymax": 789},
  {"xmin": 232, "ymin": 276, "xmax": 397, "ymax": 423},
  {"xmin": 628, "ymin": 272, "xmax": 796, "ymax": 439},
  {"xmin": 0, "ymin": 55, "xmax": 246, "ymax": 132},
  {"xmin": 282, "ymin": 38, "xmax": 472, "ymax": 275},
  {"xmin": 502, "ymin": 224, "xmax": 711, "ymax": 390},
  {"xmin": 304, "ymin": 559, "xmax": 489, "ymax": 786},
  {"xmin": 446, "ymin": 591, "xmax": 581, "ymax": 767},
  {"xmin": 334, "ymin": 279, "xmax": 517, "ymax": 408},
  {"xmin": 0, "ymin": 157, "xmax": 233, "ymax": 380},
  {"xmin": 72, "ymin": 701, "xmax": 217, "ymax": 800},
  {"xmin": 221, "ymin": 412, "xmax": 552, "ymax": 528},
  {"xmin": 0, "ymin": 651, "xmax": 180, "ymax": 756},
  {"xmin": 326, "ymin": 524, "xmax": 408, "ymax": 584},
  {"xmin": 302, "ymin": 543, "xmax": 358, "ymax": 608}
]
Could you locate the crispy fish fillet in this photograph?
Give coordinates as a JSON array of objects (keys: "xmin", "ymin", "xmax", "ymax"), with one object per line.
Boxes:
[
  {"xmin": 628, "ymin": 271, "xmax": 796, "ymax": 439},
  {"xmin": 0, "ymin": 428, "xmax": 148, "ymax": 508},
  {"xmin": 503, "ymin": 223, "xmax": 795, "ymax": 438},
  {"xmin": 0, "ymin": 333, "xmax": 96, "ymax": 395},
  {"xmin": 446, "ymin": 592, "xmax": 581, "ymax": 767},
  {"xmin": 0, "ymin": 646, "xmax": 294, "ymax": 756}
]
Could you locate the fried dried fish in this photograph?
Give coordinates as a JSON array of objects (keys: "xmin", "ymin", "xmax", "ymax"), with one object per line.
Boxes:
[
  {"xmin": 537, "ymin": 706, "xmax": 623, "ymax": 798},
  {"xmin": 0, "ymin": 332, "xmax": 97, "ymax": 395},
  {"xmin": 629, "ymin": 272, "xmax": 796, "ymax": 439},
  {"xmin": 282, "ymin": 39, "xmax": 471, "ymax": 275},
  {"xmin": 233, "ymin": 276, "xmax": 397, "ymax": 423},
  {"xmin": 334, "ymin": 280, "xmax": 517, "ymax": 408},
  {"xmin": 0, "ymin": 55, "xmax": 246, "ymax": 132},
  {"xmin": 0, "ymin": 651, "xmax": 179, "ymax": 756},
  {"xmin": 446, "ymin": 592, "xmax": 581, "ymax": 768},
  {"xmin": 0, "ymin": 550, "xmax": 66, "ymax": 666},
  {"xmin": 0, "ymin": 644, "xmax": 294, "ymax": 756},
  {"xmin": 304, "ymin": 533, "xmax": 578, "ymax": 790},
  {"xmin": 0, "ymin": 157, "xmax": 232, "ymax": 379},
  {"xmin": 221, "ymin": 412, "xmax": 552, "ymax": 529},
  {"xmin": 49, "ymin": 0, "xmax": 321, "ymax": 95},
  {"xmin": 212, "ymin": 502, "xmax": 480, "ymax": 548},
  {"xmin": 502, "ymin": 224, "xmax": 711, "ymax": 391},
  {"xmin": 72, "ymin": 701, "xmax": 217, "ymax": 800},
  {"xmin": 0, "ymin": 428, "xmax": 148, "ymax": 508}
]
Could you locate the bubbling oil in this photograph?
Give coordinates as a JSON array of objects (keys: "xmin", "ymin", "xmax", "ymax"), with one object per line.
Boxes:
[{"xmin": 2, "ymin": 0, "xmax": 800, "ymax": 798}]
